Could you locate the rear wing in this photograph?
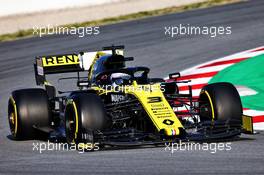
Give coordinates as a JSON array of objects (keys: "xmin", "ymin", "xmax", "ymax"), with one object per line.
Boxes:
[
  {"xmin": 34, "ymin": 48, "xmax": 124, "ymax": 85},
  {"xmin": 34, "ymin": 54, "xmax": 80, "ymax": 85}
]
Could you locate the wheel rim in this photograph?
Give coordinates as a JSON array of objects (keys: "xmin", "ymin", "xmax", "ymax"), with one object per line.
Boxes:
[
  {"xmin": 8, "ymin": 111, "xmax": 16, "ymax": 135},
  {"xmin": 8, "ymin": 99, "xmax": 17, "ymax": 137},
  {"xmin": 199, "ymin": 91, "xmax": 214, "ymax": 122},
  {"xmin": 65, "ymin": 104, "xmax": 77, "ymax": 143},
  {"xmin": 199, "ymin": 103, "xmax": 212, "ymax": 121}
]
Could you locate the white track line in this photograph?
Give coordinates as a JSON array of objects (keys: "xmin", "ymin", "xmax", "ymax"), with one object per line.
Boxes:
[
  {"xmin": 253, "ymin": 123, "xmax": 264, "ymax": 130},
  {"xmin": 177, "ymin": 78, "xmax": 211, "ymax": 87},
  {"xmin": 180, "ymin": 89, "xmax": 201, "ymax": 96},
  {"xmin": 243, "ymin": 110, "xmax": 264, "ymax": 116},
  {"xmin": 181, "ymin": 64, "xmax": 233, "ymax": 76}
]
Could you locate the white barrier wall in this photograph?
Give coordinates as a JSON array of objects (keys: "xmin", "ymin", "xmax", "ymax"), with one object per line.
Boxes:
[
  {"xmin": 0, "ymin": 0, "xmax": 120, "ymax": 17},
  {"xmin": 0, "ymin": 0, "xmax": 207, "ymax": 35}
]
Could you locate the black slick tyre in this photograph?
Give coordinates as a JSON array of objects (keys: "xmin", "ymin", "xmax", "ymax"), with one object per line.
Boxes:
[
  {"xmin": 8, "ymin": 88, "xmax": 51, "ymax": 139},
  {"xmin": 65, "ymin": 93, "xmax": 110, "ymax": 144}
]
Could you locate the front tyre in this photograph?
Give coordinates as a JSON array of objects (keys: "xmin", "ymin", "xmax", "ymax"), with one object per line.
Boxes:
[
  {"xmin": 199, "ymin": 82, "xmax": 242, "ymax": 136},
  {"xmin": 65, "ymin": 93, "xmax": 110, "ymax": 144}
]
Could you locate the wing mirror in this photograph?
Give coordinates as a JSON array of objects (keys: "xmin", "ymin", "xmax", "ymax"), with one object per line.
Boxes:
[{"xmin": 169, "ymin": 72, "xmax": 181, "ymax": 79}]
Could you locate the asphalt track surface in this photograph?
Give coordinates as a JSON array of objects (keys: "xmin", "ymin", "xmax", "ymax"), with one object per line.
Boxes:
[{"xmin": 0, "ymin": 0, "xmax": 264, "ymax": 174}]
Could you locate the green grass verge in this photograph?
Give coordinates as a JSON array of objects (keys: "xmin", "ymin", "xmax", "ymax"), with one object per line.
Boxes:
[
  {"xmin": 209, "ymin": 54, "xmax": 264, "ymax": 111},
  {"xmin": 0, "ymin": 0, "xmax": 241, "ymax": 42}
]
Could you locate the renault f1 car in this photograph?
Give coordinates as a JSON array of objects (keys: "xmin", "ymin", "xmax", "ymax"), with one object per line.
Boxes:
[{"xmin": 8, "ymin": 45, "xmax": 254, "ymax": 147}]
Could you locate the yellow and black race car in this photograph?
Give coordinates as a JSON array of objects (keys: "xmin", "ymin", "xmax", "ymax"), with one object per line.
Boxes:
[{"xmin": 8, "ymin": 45, "xmax": 254, "ymax": 148}]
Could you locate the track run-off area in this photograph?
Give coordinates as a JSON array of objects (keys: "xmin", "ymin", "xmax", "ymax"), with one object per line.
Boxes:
[{"xmin": 172, "ymin": 46, "xmax": 264, "ymax": 130}]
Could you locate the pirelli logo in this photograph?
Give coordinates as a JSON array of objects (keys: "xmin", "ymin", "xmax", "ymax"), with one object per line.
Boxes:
[{"xmin": 42, "ymin": 55, "xmax": 79, "ymax": 67}]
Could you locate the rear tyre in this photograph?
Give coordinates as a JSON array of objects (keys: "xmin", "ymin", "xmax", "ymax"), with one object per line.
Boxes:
[
  {"xmin": 199, "ymin": 82, "xmax": 242, "ymax": 124},
  {"xmin": 8, "ymin": 88, "xmax": 51, "ymax": 140},
  {"xmin": 65, "ymin": 93, "xmax": 110, "ymax": 144}
]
